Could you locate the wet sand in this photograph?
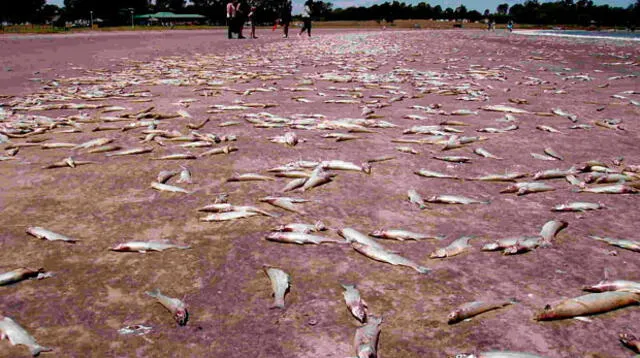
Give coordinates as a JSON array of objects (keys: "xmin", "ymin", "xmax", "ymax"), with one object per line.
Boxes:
[{"xmin": 0, "ymin": 28, "xmax": 639, "ymax": 357}]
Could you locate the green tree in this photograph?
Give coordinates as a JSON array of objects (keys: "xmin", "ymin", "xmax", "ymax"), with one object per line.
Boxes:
[
  {"xmin": 1, "ymin": 0, "xmax": 46, "ymax": 23},
  {"xmin": 496, "ymin": 3, "xmax": 509, "ymax": 15}
]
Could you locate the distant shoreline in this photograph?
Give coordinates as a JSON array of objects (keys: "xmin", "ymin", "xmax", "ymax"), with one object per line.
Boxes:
[{"xmin": 516, "ymin": 29, "xmax": 640, "ymax": 42}]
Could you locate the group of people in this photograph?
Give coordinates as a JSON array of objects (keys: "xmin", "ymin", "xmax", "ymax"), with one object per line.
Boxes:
[{"xmin": 226, "ymin": 0, "xmax": 314, "ymax": 39}]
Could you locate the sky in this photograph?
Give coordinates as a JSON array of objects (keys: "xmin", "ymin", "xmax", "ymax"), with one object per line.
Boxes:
[{"xmin": 46, "ymin": 0, "xmax": 635, "ymax": 14}]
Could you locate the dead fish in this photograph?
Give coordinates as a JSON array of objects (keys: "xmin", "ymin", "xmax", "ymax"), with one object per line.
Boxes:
[
  {"xmin": 338, "ymin": 228, "xmax": 386, "ymax": 251},
  {"xmin": 473, "ymin": 148, "xmax": 503, "ymax": 160},
  {"xmin": 263, "ymin": 265, "xmax": 290, "ymax": 309},
  {"xmin": 275, "ymin": 171, "xmax": 311, "ymax": 179},
  {"xmin": 396, "ymin": 146, "xmax": 418, "ymax": 154},
  {"xmin": 500, "ymin": 182, "xmax": 555, "ymax": 196},
  {"xmin": 0, "ymin": 267, "xmax": 47, "ymax": 286},
  {"xmin": 595, "ymin": 120, "xmax": 624, "ymax": 130},
  {"xmin": 570, "ymin": 124, "xmax": 592, "ymax": 130},
  {"xmin": 273, "ymin": 222, "xmax": 326, "ymax": 234},
  {"xmin": 433, "ymin": 156, "xmax": 471, "ymax": 163},
  {"xmin": 178, "ymin": 141, "xmax": 212, "ymax": 148},
  {"xmin": 40, "ymin": 143, "xmax": 76, "ymax": 149},
  {"xmin": 552, "ymin": 202, "xmax": 604, "ymax": 212},
  {"xmin": 430, "ymin": 236, "xmax": 473, "ymax": 258},
  {"xmin": 197, "ymin": 203, "xmax": 277, "ymax": 217},
  {"xmin": 72, "ymin": 137, "xmax": 113, "ymax": 150},
  {"xmin": 530, "ymin": 153, "xmax": 558, "ymax": 161},
  {"xmin": 426, "ymin": 195, "xmax": 489, "ymax": 205},
  {"xmin": 301, "ymin": 167, "xmax": 334, "ymax": 192},
  {"xmin": 481, "ymin": 236, "xmax": 541, "ymax": 251},
  {"xmin": 533, "ymin": 167, "xmax": 578, "ymax": 180},
  {"xmin": 199, "ymin": 145, "xmax": 237, "ymax": 157},
  {"xmin": 565, "ymin": 175, "xmax": 586, "ymax": 188},
  {"xmin": 481, "ymin": 105, "xmax": 530, "ymax": 114},
  {"xmin": 534, "ymin": 291, "xmax": 639, "ymax": 321},
  {"xmin": 342, "ymin": 284, "xmax": 368, "ymax": 323},
  {"xmin": 536, "ymin": 125, "xmax": 563, "ymax": 134},
  {"xmin": 589, "ymin": 236, "xmax": 640, "ymax": 252},
  {"xmin": 105, "ymin": 147, "xmax": 153, "ymax": 157},
  {"xmin": 369, "ymin": 229, "xmax": 443, "ymax": 241},
  {"xmin": 259, "ymin": 197, "xmax": 308, "ymax": 214},
  {"xmin": 150, "ymin": 182, "xmax": 190, "ymax": 194},
  {"xmin": 265, "ymin": 232, "xmax": 344, "ymax": 245},
  {"xmin": 552, "ymin": 108, "xmax": 578, "ymax": 122},
  {"xmin": 320, "ymin": 160, "xmax": 371, "ymax": 174},
  {"xmin": 118, "ymin": 325, "xmax": 153, "ymax": 336},
  {"xmin": 352, "ymin": 242, "xmax": 430, "ymax": 274},
  {"xmin": 282, "ymin": 178, "xmax": 307, "ymax": 192},
  {"xmin": 176, "ymin": 166, "xmax": 192, "ymax": 184},
  {"xmin": 0, "ymin": 316, "xmax": 53, "ymax": 356},
  {"xmin": 199, "ymin": 211, "xmax": 258, "ymax": 222},
  {"xmin": 458, "ymin": 352, "xmax": 549, "ymax": 358},
  {"xmin": 110, "ymin": 242, "xmax": 191, "ymax": 253},
  {"xmin": 415, "ymin": 169, "xmax": 458, "ymax": 179},
  {"xmin": 578, "ymin": 184, "xmax": 638, "ymax": 194},
  {"xmin": 353, "ymin": 315, "xmax": 383, "ymax": 358},
  {"xmin": 42, "ymin": 157, "xmax": 93, "ymax": 169},
  {"xmin": 186, "ymin": 118, "xmax": 210, "ymax": 130},
  {"xmin": 152, "ymin": 153, "xmax": 197, "ymax": 160},
  {"xmin": 323, "ymin": 133, "xmax": 360, "ymax": 142},
  {"xmin": 619, "ymin": 333, "xmax": 640, "ymax": 353},
  {"xmin": 226, "ymin": 173, "xmax": 274, "ymax": 182},
  {"xmin": 544, "ymin": 148, "xmax": 563, "ymax": 160},
  {"xmin": 408, "ymin": 189, "xmax": 427, "ymax": 210},
  {"xmin": 26, "ymin": 227, "xmax": 77, "ymax": 243},
  {"xmin": 448, "ymin": 298, "xmax": 515, "ymax": 324},
  {"xmin": 583, "ymin": 280, "xmax": 640, "ymax": 294},
  {"xmin": 471, "ymin": 173, "xmax": 527, "ymax": 182},
  {"xmin": 87, "ymin": 144, "xmax": 121, "ymax": 153},
  {"xmin": 157, "ymin": 170, "xmax": 179, "ymax": 184},
  {"xmin": 146, "ymin": 289, "xmax": 188, "ymax": 326},
  {"xmin": 451, "ymin": 109, "xmax": 478, "ymax": 116},
  {"xmin": 538, "ymin": 220, "xmax": 568, "ymax": 246}
]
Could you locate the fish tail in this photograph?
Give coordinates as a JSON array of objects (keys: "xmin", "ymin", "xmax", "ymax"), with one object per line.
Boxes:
[
  {"xmin": 341, "ymin": 283, "xmax": 355, "ymax": 290},
  {"xmin": 416, "ymin": 266, "xmax": 431, "ymax": 274},
  {"xmin": 30, "ymin": 344, "xmax": 53, "ymax": 356},
  {"xmin": 178, "ymin": 245, "xmax": 192, "ymax": 250}
]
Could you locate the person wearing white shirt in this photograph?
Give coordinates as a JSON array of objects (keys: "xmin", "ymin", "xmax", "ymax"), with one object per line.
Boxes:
[{"xmin": 299, "ymin": 0, "xmax": 313, "ymax": 37}]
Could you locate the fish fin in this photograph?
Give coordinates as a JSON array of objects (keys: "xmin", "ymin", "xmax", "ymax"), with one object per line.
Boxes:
[{"xmin": 30, "ymin": 344, "xmax": 53, "ymax": 356}]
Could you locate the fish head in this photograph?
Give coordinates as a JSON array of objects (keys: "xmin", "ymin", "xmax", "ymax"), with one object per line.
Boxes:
[
  {"xmin": 174, "ymin": 308, "xmax": 189, "ymax": 326},
  {"xmin": 361, "ymin": 162, "xmax": 372, "ymax": 174},
  {"xmin": 430, "ymin": 249, "xmax": 446, "ymax": 258},
  {"xmin": 369, "ymin": 230, "xmax": 383, "ymax": 238},
  {"xmin": 314, "ymin": 221, "xmax": 327, "ymax": 231},
  {"xmin": 481, "ymin": 243, "xmax": 500, "ymax": 251},
  {"xmin": 110, "ymin": 243, "xmax": 129, "ymax": 251},
  {"xmin": 447, "ymin": 311, "xmax": 462, "ymax": 324}
]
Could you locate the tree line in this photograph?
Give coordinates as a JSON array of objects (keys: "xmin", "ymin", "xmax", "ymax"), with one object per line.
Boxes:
[{"xmin": 1, "ymin": 0, "xmax": 638, "ymax": 27}]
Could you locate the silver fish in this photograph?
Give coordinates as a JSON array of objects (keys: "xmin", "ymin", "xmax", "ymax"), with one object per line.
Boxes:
[
  {"xmin": 146, "ymin": 289, "xmax": 188, "ymax": 326},
  {"xmin": 157, "ymin": 170, "xmax": 179, "ymax": 184},
  {"xmin": 338, "ymin": 228, "xmax": 386, "ymax": 250},
  {"xmin": 342, "ymin": 284, "xmax": 368, "ymax": 323},
  {"xmin": 259, "ymin": 197, "xmax": 309, "ymax": 214},
  {"xmin": 273, "ymin": 222, "xmax": 326, "ymax": 233},
  {"xmin": 110, "ymin": 242, "xmax": 191, "ymax": 252},
  {"xmin": 503, "ymin": 237, "xmax": 544, "ymax": 255},
  {"xmin": 301, "ymin": 167, "xmax": 333, "ymax": 191},
  {"xmin": 199, "ymin": 146, "xmax": 237, "ymax": 157},
  {"xmin": 199, "ymin": 211, "xmax": 258, "ymax": 222},
  {"xmin": 150, "ymin": 182, "xmax": 190, "ymax": 194},
  {"xmin": 578, "ymin": 184, "xmax": 637, "ymax": 194},
  {"xmin": 533, "ymin": 167, "xmax": 577, "ymax": 180},
  {"xmin": 447, "ymin": 299, "xmax": 515, "ymax": 324},
  {"xmin": 265, "ymin": 232, "xmax": 344, "ymax": 245},
  {"xmin": 415, "ymin": 169, "xmax": 458, "ymax": 179},
  {"xmin": 471, "ymin": 173, "xmax": 527, "ymax": 182},
  {"xmin": 583, "ymin": 279, "xmax": 640, "ymax": 294},
  {"xmin": 176, "ymin": 166, "xmax": 192, "ymax": 184},
  {"xmin": 320, "ymin": 160, "xmax": 371, "ymax": 174},
  {"xmin": 0, "ymin": 267, "xmax": 46, "ymax": 286},
  {"xmin": 430, "ymin": 236, "xmax": 473, "ymax": 258},
  {"xmin": 500, "ymin": 182, "xmax": 555, "ymax": 196},
  {"xmin": 369, "ymin": 229, "xmax": 443, "ymax": 241},
  {"xmin": 105, "ymin": 147, "xmax": 153, "ymax": 157},
  {"xmin": 426, "ymin": 195, "xmax": 489, "ymax": 205},
  {"xmin": 226, "ymin": 173, "xmax": 275, "ymax": 182},
  {"xmin": 433, "ymin": 156, "xmax": 471, "ymax": 163},
  {"xmin": 530, "ymin": 153, "xmax": 558, "ymax": 161},
  {"xmin": 352, "ymin": 242, "xmax": 430, "ymax": 274},
  {"xmin": 282, "ymin": 178, "xmax": 307, "ymax": 192},
  {"xmin": 354, "ymin": 315, "xmax": 383, "ymax": 358},
  {"xmin": 544, "ymin": 147, "xmax": 564, "ymax": 160},
  {"xmin": 482, "ymin": 236, "xmax": 541, "ymax": 251},
  {"xmin": 26, "ymin": 227, "xmax": 77, "ymax": 243},
  {"xmin": 152, "ymin": 153, "xmax": 197, "ymax": 160},
  {"xmin": 481, "ymin": 105, "xmax": 530, "ymax": 114},
  {"xmin": 590, "ymin": 236, "xmax": 640, "ymax": 252},
  {"xmin": 0, "ymin": 316, "xmax": 53, "ymax": 356},
  {"xmin": 536, "ymin": 125, "xmax": 563, "ymax": 134},
  {"xmin": 552, "ymin": 202, "xmax": 604, "ymax": 212},
  {"xmin": 263, "ymin": 265, "xmax": 290, "ymax": 309},
  {"xmin": 473, "ymin": 148, "xmax": 503, "ymax": 160}
]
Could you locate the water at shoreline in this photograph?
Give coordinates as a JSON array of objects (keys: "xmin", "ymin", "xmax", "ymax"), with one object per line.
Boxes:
[{"xmin": 518, "ymin": 29, "xmax": 640, "ymax": 41}]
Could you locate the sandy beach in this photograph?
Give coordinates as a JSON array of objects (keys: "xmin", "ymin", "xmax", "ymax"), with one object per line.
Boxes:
[{"xmin": 0, "ymin": 28, "xmax": 639, "ymax": 357}]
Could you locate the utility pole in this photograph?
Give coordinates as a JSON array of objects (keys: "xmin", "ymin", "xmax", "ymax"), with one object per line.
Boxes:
[
  {"xmin": 90, "ymin": 11, "xmax": 93, "ymax": 28},
  {"xmin": 129, "ymin": 8, "xmax": 134, "ymax": 29}
]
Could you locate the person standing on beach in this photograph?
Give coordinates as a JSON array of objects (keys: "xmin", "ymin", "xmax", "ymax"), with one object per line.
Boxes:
[
  {"xmin": 299, "ymin": 0, "xmax": 313, "ymax": 37},
  {"xmin": 281, "ymin": 0, "xmax": 292, "ymax": 38},
  {"xmin": 507, "ymin": 20, "xmax": 514, "ymax": 32},
  {"xmin": 226, "ymin": 0, "xmax": 237, "ymax": 39},
  {"xmin": 248, "ymin": 6, "xmax": 257, "ymax": 39},
  {"xmin": 236, "ymin": 0, "xmax": 247, "ymax": 39}
]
